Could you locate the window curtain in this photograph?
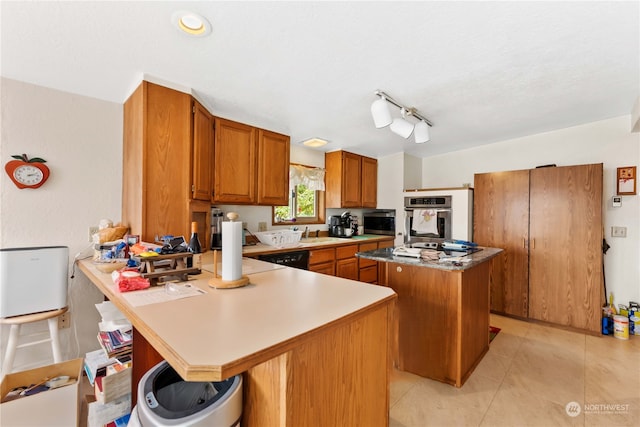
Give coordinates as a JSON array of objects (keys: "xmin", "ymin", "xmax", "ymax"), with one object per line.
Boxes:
[{"xmin": 290, "ymin": 164, "xmax": 325, "ymax": 191}]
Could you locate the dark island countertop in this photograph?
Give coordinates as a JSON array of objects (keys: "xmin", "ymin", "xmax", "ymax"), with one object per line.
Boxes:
[{"xmin": 356, "ymin": 246, "xmax": 503, "ymax": 271}]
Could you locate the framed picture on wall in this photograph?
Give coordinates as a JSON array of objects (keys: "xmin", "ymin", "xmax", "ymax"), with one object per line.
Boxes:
[{"xmin": 616, "ymin": 166, "xmax": 636, "ymax": 195}]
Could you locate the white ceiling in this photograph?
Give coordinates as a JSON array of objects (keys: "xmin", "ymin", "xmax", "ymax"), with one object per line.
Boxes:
[{"xmin": 1, "ymin": 1, "xmax": 638, "ymax": 159}]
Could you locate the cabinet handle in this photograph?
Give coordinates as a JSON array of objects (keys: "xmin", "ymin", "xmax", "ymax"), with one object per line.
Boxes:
[
  {"xmin": 531, "ymin": 238, "xmax": 536, "ymax": 249},
  {"xmin": 523, "ymin": 238, "xmax": 526, "ymax": 248}
]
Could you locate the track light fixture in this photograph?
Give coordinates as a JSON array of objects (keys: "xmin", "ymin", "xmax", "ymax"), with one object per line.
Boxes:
[{"xmin": 371, "ymin": 90, "xmax": 433, "ymax": 143}]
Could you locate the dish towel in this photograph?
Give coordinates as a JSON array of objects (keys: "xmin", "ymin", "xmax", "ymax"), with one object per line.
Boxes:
[{"xmin": 412, "ymin": 209, "xmax": 439, "ymax": 235}]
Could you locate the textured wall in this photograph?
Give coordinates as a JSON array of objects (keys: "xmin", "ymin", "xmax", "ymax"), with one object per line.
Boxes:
[{"xmin": 0, "ymin": 78, "xmax": 123, "ymax": 372}]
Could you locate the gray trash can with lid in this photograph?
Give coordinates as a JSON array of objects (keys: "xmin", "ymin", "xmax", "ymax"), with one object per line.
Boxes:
[{"xmin": 130, "ymin": 360, "xmax": 242, "ymax": 427}]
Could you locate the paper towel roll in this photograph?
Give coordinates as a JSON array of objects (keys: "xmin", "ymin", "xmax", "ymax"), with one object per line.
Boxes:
[{"xmin": 222, "ymin": 221, "xmax": 243, "ymax": 281}]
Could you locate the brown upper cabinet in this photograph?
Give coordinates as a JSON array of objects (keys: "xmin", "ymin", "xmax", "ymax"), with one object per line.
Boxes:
[
  {"xmin": 257, "ymin": 129, "xmax": 290, "ymax": 205},
  {"xmin": 192, "ymin": 100, "xmax": 214, "ymax": 201},
  {"xmin": 325, "ymin": 150, "xmax": 377, "ymax": 208},
  {"xmin": 213, "ymin": 118, "xmax": 290, "ymax": 205},
  {"xmin": 122, "ymin": 81, "xmax": 213, "ymax": 248}
]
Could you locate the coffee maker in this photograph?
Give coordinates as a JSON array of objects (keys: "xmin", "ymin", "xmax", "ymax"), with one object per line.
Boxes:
[
  {"xmin": 211, "ymin": 208, "xmax": 223, "ymax": 249},
  {"xmin": 329, "ymin": 211, "xmax": 353, "ymax": 238}
]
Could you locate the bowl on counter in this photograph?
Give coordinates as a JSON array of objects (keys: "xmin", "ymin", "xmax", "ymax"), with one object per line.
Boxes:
[{"xmin": 254, "ymin": 230, "xmax": 303, "ymax": 248}]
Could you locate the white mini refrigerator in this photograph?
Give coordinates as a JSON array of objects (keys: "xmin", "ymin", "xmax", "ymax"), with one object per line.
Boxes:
[{"xmin": 0, "ymin": 246, "xmax": 69, "ymax": 318}]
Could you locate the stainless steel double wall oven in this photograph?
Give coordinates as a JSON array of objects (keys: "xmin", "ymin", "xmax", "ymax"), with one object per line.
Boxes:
[{"xmin": 404, "ymin": 195, "xmax": 452, "ymax": 245}]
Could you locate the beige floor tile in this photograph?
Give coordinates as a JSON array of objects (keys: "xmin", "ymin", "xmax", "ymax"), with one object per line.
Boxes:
[
  {"xmin": 490, "ymin": 314, "xmax": 531, "ymax": 338},
  {"xmin": 390, "ymin": 368, "xmax": 423, "ymax": 407},
  {"xmin": 525, "ymin": 322, "xmax": 586, "ymax": 357},
  {"xmin": 487, "ymin": 331, "xmax": 526, "ymax": 359},
  {"xmin": 586, "ymin": 334, "xmax": 640, "ymax": 366},
  {"xmin": 390, "ymin": 372, "xmax": 501, "ymax": 427},
  {"xmin": 584, "ymin": 399, "xmax": 640, "ymax": 427},
  {"xmin": 480, "ymin": 386, "xmax": 584, "ymax": 427},
  {"xmin": 388, "ymin": 315, "xmax": 637, "ymax": 427},
  {"xmin": 472, "ymin": 349, "xmax": 512, "ymax": 383},
  {"xmin": 503, "ymin": 343, "xmax": 585, "ymax": 406}
]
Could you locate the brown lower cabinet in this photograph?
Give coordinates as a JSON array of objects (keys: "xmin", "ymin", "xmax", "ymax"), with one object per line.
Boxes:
[
  {"xmin": 307, "ymin": 239, "xmax": 395, "ymax": 281},
  {"xmin": 308, "ymin": 248, "xmax": 335, "ymax": 275},
  {"xmin": 358, "ymin": 242, "xmax": 379, "ymax": 283},
  {"xmin": 335, "ymin": 245, "xmax": 359, "ymax": 280}
]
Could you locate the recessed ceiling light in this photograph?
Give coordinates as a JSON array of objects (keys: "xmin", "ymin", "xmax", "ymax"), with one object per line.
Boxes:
[
  {"xmin": 172, "ymin": 11, "xmax": 211, "ymax": 37},
  {"xmin": 301, "ymin": 138, "xmax": 329, "ymax": 148}
]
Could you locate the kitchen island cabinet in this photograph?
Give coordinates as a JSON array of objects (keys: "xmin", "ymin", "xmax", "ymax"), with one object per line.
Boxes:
[
  {"xmin": 358, "ymin": 247, "xmax": 501, "ymax": 387},
  {"xmin": 78, "ymin": 254, "xmax": 396, "ymax": 427}
]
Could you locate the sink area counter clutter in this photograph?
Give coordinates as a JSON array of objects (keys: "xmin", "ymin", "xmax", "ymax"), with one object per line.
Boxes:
[{"xmin": 241, "ymin": 233, "xmax": 394, "ymax": 256}]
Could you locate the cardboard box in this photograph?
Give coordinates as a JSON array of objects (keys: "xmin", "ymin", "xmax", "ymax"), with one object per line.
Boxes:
[{"xmin": 0, "ymin": 358, "xmax": 83, "ymax": 426}]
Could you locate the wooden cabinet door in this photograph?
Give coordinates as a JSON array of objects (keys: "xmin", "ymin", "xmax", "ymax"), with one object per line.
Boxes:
[
  {"xmin": 139, "ymin": 82, "xmax": 191, "ymax": 242},
  {"xmin": 359, "ymin": 265, "xmax": 378, "ymax": 283},
  {"xmin": 336, "ymin": 258, "xmax": 359, "ymax": 280},
  {"xmin": 191, "ymin": 100, "xmax": 213, "ymax": 201},
  {"xmin": 361, "ymin": 156, "xmax": 377, "ymax": 208},
  {"xmin": 474, "ymin": 170, "xmax": 530, "ymax": 317},
  {"xmin": 341, "ymin": 152, "xmax": 362, "ymax": 208},
  {"xmin": 213, "ymin": 118, "xmax": 256, "ymax": 204},
  {"xmin": 257, "ymin": 129, "xmax": 290, "ymax": 205},
  {"xmin": 528, "ymin": 164, "xmax": 603, "ymax": 333},
  {"xmin": 309, "ymin": 261, "xmax": 335, "ymax": 276},
  {"xmin": 358, "ymin": 242, "xmax": 378, "ymax": 269}
]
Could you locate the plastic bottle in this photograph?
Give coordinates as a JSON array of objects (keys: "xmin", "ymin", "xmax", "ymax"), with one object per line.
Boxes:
[
  {"xmin": 609, "ymin": 293, "xmax": 618, "ymax": 315},
  {"xmin": 187, "ymin": 221, "xmax": 202, "ymax": 272}
]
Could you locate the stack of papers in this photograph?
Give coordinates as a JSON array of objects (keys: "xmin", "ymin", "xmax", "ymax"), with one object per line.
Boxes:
[{"xmin": 392, "ymin": 247, "xmax": 423, "ymax": 258}]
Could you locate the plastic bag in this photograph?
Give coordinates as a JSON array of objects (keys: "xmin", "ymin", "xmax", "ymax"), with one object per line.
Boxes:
[{"xmin": 111, "ymin": 269, "xmax": 150, "ymax": 292}]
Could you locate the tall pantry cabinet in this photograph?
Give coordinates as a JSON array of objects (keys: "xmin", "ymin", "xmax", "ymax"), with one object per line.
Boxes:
[
  {"xmin": 474, "ymin": 163, "xmax": 603, "ymax": 333},
  {"xmin": 122, "ymin": 81, "xmax": 213, "ymax": 248}
]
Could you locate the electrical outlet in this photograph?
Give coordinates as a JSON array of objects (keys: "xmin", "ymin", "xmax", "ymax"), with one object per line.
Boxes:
[
  {"xmin": 258, "ymin": 222, "xmax": 267, "ymax": 232},
  {"xmin": 88, "ymin": 226, "xmax": 99, "ymax": 242},
  {"xmin": 611, "ymin": 226, "xmax": 627, "ymax": 238},
  {"xmin": 58, "ymin": 312, "xmax": 71, "ymax": 329}
]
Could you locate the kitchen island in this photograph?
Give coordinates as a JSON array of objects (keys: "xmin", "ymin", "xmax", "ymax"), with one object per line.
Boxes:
[
  {"xmin": 78, "ymin": 254, "xmax": 396, "ymax": 427},
  {"xmin": 357, "ymin": 246, "xmax": 502, "ymax": 387}
]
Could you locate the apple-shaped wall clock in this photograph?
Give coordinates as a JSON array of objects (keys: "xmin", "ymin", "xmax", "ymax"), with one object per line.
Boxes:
[{"xmin": 4, "ymin": 154, "xmax": 50, "ymax": 189}]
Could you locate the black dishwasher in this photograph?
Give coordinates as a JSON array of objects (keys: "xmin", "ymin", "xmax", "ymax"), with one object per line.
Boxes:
[{"xmin": 258, "ymin": 250, "xmax": 309, "ymax": 270}]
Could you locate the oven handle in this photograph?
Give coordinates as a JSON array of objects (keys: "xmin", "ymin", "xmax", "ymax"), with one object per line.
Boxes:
[{"xmin": 405, "ymin": 208, "xmax": 452, "ymax": 214}]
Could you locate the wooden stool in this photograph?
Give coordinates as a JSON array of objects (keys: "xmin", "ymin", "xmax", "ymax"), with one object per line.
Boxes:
[{"xmin": 1, "ymin": 307, "xmax": 68, "ymax": 375}]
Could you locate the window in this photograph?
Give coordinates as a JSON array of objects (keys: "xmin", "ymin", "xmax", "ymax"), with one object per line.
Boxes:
[{"xmin": 273, "ymin": 164, "xmax": 325, "ymax": 225}]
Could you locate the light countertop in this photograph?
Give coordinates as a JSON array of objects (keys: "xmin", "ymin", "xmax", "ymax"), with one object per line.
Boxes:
[{"xmin": 78, "ymin": 253, "xmax": 396, "ymax": 381}]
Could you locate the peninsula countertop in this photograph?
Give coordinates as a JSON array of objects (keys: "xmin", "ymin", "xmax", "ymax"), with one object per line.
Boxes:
[
  {"xmin": 356, "ymin": 246, "xmax": 503, "ymax": 271},
  {"xmin": 78, "ymin": 253, "xmax": 397, "ymax": 382}
]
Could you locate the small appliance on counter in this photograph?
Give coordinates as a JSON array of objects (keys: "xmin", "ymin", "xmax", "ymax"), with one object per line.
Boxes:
[
  {"xmin": 329, "ymin": 211, "xmax": 353, "ymax": 238},
  {"xmin": 362, "ymin": 209, "xmax": 396, "ymax": 236},
  {"xmin": 350, "ymin": 215, "xmax": 359, "ymax": 236},
  {"xmin": 211, "ymin": 208, "xmax": 223, "ymax": 249}
]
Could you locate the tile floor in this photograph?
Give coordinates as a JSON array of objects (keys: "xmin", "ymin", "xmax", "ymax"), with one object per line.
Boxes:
[{"xmin": 389, "ymin": 314, "xmax": 640, "ymax": 427}]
